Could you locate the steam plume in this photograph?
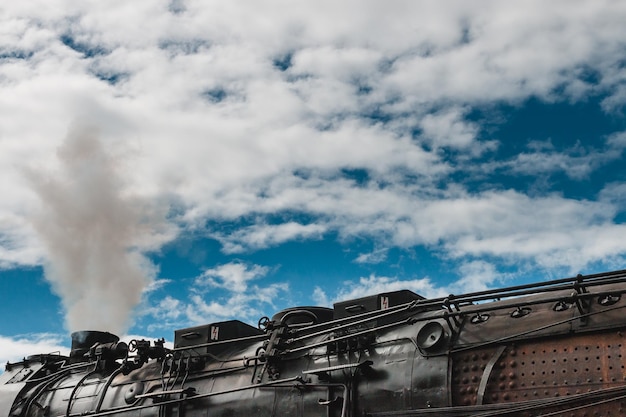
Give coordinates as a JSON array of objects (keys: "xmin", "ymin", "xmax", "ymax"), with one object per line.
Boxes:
[{"xmin": 27, "ymin": 125, "xmax": 169, "ymax": 335}]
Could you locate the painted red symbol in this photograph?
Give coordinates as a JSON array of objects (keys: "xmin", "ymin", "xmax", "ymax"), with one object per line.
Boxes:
[{"xmin": 210, "ymin": 326, "xmax": 219, "ymax": 341}]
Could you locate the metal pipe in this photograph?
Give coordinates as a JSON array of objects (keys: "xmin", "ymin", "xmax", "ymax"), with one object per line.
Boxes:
[
  {"xmin": 285, "ymin": 317, "xmax": 417, "ymax": 355},
  {"xmin": 94, "ymin": 367, "xmax": 123, "ymax": 412},
  {"xmin": 287, "ymin": 271, "xmax": 626, "ymax": 347},
  {"xmin": 65, "ymin": 365, "xmax": 98, "ymax": 417},
  {"xmin": 285, "ymin": 287, "xmax": 626, "ymax": 356},
  {"xmin": 59, "ymin": 375, "xmax": 305, "ymax": 417}
]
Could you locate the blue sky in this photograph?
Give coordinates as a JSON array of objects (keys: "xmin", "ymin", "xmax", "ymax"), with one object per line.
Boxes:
[{"xmin": 2, "ymin": 0, "xmax": 626, "ymax": 362}]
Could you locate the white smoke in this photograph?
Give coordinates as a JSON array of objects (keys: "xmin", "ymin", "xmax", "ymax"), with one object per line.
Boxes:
[{"xmin": 25, "ymin": 124, "xmax": 174, "ymax": 335}]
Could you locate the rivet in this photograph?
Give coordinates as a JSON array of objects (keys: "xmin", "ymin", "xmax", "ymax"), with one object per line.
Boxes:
[
  {"xmin": 471, "ymin": 375, "xmax": 478, "ymax": 382},
  {"xmin": 509, "ymin": 360, "xmax": 517, "ymax": 368},
  {"xmin": 499, "ymin": 383, "xmax": 505, "ymax": 390},
  {"xmin": 503, "ymin": 393, "xmax": 510, "ymax": 401},
  {"xmin": 471, "ymin": 354, "xmax": 478, "ymax": 361},
  {"xmin": 509, "ymin": 381, "xmax": 516, "ymax": 389},
  {"xmin": 509, "ymin": 372, "xmax": 516, "ymax": 380},
  {"xmin": 462, "ymin": 366, "xmax": 469, "ymax": 372}
]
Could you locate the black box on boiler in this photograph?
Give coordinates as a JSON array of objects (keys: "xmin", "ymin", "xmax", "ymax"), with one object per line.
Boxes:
[
  {"xmin": 174, "ymin": 320, "xmax": 262, "ymax": 356},
  {"xmin": 333, "ymin": 289, "xmax": 424, "ymax": 323}
]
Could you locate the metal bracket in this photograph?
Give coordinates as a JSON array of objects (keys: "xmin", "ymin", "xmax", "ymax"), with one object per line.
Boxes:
[
  {"xmin": 476, "ymin": 345, "xmax": 506, "ymax": 406},
  {"xmin": 318, "ymin": 396, "xmax": 343, "ymax": 406}
]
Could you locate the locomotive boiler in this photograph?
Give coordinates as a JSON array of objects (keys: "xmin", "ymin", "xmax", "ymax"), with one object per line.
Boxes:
[{"xmin": 3, "ymin": 269, "xmax": 626, "ymax": 416}]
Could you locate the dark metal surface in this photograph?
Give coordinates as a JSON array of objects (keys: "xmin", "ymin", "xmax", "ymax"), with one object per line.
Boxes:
[{"xmin": 4, "ymin": 269, "xmax": 626, "ymax": 416}]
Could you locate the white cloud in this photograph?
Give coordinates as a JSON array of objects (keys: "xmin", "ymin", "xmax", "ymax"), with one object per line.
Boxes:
[
  {"xmin": 490, "ymin": 140, "xmax": 624, "ymax": 180},
  {"xmin": 334, "ymin": 274, "xmax": 445, "ymax": 303},
  {"xmin": 354, "ymin": 247, "xmax": 389, "ymax": 264},
  {"xmin": 241, "ymin": 178, "xmax": 626, "ymax": 271},
  {"xmin": 185, "ymin": 281, "xmax": 289, "ymax": 325},
  {"xmin": 195, "ymin": 262, "xmax": 270, "ymax": 293},
  {"xmin": 451, "ymin": 260, "xmax": 504, "ymax": 294},
  {"xmin": 312, "ymin": 286, "xmax": 330, "ymax": 306},
  {"xmin": 607, "ymin": 131, "xmax": 626, "ymax": 148},
  {"xmin": 144, "ymin": 278, "xmax": 172, "ymax": 293},
  {"xmin": 215, "ymin": 222, "xmax": 326, "ymax": 254},
  {"xmin": 141, "ymin": 295, "xmax": 183, "ymax": 323},
  {"xmin": 134, "ymin": 262, "xmax": 291, "ymax": 328},
  {"xmin": 0, "ymin": 334, "xmax": 68, "ymax": 368},
  {"xmin": 3, "ymin": 0, "xmax": 626, "ymax": 336},
  {"xmin": 419, "ymin": 107, "xmax": 479, "ymax": 150},
  {"xmin": 599, "ymin": 182, "xmax": 626, "ymax": 211},
  {"xmin": 317, "ymin": 261, "xmax": 512, "ymax": 307}
]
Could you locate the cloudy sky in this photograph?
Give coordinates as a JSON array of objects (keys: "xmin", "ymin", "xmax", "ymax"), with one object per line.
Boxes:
[{"xmin": 2, "ymin": 0, "xmax": 626, "ymax": 363}]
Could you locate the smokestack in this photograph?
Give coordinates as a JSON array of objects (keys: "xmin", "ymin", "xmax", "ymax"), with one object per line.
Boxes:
[
  {"xmin": 26, "ymin": 124, "xmax": 169, "ymax": 335},
  {"xmin": 70, "ymin": 330, "xmax": 119, "ymax": 362}
]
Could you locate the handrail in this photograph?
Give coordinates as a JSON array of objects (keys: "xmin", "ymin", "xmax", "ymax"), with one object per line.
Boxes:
[{"xmin": 285, "ymin": 270, "xmax": 626, "ymax": 346}]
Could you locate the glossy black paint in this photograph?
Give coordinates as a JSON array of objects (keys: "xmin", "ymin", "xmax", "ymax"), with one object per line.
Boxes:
[{"xmin": 3, "ymin": 269, "xmax": 626, "ymax": 416}]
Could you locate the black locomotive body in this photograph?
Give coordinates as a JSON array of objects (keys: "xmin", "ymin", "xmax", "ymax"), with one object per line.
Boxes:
[{"xmin": 3, "ymin": 269, "xmax": 626, "ymax": 416}]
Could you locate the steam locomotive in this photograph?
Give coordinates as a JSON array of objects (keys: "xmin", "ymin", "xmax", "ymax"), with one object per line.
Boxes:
[{"xmin": 3, "ymin": 269, "xmax": 626, "ymax": 416}]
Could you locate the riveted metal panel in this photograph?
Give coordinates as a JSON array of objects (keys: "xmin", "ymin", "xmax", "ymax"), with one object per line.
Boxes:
[{"xmin": 451, "ymin": 330, "xmax": 626, "ymax": 416}]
